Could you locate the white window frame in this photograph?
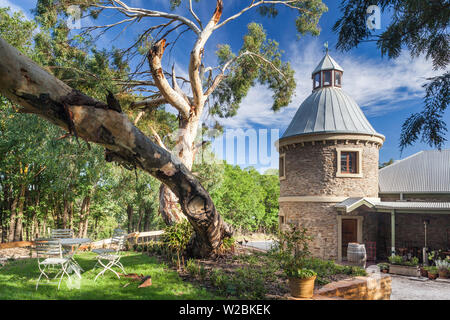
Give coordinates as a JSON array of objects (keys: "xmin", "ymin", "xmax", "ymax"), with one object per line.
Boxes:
[{"xmin": 336, "ymin": 148, "xmax": 363, "ymax": 178}]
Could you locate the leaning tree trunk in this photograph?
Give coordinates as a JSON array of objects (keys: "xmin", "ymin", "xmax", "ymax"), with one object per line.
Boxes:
[
  {"xmin": 0, "ymin": 37, "xmax": 232, "ymax": 257},
  {"xmin": 157, "ymin": 94, "xmax": 200, "ymax": 226}
]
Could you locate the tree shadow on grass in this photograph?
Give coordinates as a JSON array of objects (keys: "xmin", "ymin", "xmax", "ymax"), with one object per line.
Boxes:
[{"xmin": 0, "ymin": 252, "xmax": 218, "ymax": 300}]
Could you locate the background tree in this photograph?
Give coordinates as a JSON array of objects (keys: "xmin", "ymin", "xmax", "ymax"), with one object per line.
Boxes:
[
  {"xmin": 32, "ymin": 0, "xmax": 326, "ymax": 226},
  {"xmin": 333, "ymin": 0, "xmax": 450, "ymax": 151},
  {"xmin": 0, "ymin": 1, "xmax": 328, "ymax": 256}
]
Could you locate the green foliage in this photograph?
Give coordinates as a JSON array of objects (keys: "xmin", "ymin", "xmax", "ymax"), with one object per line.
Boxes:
[
  {"xmin": 388, "ymin": 255, "xmax": 419, "ymax": 266},
  {"xmin": 400, "ymin": 72, "xmax": 449, "ymax": 151},
  {"xmin": 378, "ymin": 262, "xmax": 389, "ymax": 271},
  {"xmin": 388, "ymin": 255, "xmax": 404, "ymax": 265},
  {"xmin": 211, "ymin": 164, "xmax": 279, "ymax": 233},
  {"xmin": 0, "ymin": 7, "xmax": 36, "ymax": 54},
  {"xmin": 287, "ymin": 268, "xmax": 317, "ymax": 279},
  {"xmin": 257, "ymin": 1, "xmax": 328, "ymax": 37},
  {"xmin": 424, "ymin": 266, "xmax": 438, "ymax": 275},
  {"xmin": 211, "ymin": 23, "xmax": 296, "ymax": 118},
  {"xmin": 271, "ymin": 224, "xmax": 313, "ymax": 278},
  {"xmin": 333, "ymin": 1, "xmax": 450, "ymax": 151},
  {"xmin": 161, "ymin": 220, "xmax": 193, "ymax": 268},
  {"xmin": 379, "ymin": 158, "xmax": 394, "ymax": 169},
  {"xmin": 435, "ymin": 259, "xmax": 450, "ymax": 271},
  {"xmin": 209, "ymin": 267, "xmax": 266, "ymax": 300}
]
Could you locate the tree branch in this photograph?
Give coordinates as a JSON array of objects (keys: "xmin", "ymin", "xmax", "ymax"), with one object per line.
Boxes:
[{"xmin": 148, "ymin": 39, "xmax": 191, "ymax": 119}]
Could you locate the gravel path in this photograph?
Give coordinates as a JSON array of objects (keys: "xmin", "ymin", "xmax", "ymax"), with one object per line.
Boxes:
[{"xmin": 390, "ymin": 275, "xmax": 450, "ymax": 300}]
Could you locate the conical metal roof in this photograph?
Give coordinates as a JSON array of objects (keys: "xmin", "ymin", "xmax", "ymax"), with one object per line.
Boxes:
[
  {"xmin": 281, "ymin": 52, "xmax": 383, "ymax": 141},
  {"xmin": 281, "ymin": 87, "xmax": 384, "ymax": 139},
  {"xmin": 312, "ymin": 53, "xmax": 344, "ymax": 75}
]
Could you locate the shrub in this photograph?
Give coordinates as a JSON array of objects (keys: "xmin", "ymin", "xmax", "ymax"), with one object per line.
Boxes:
[
  {"xmin": 186, "ymin": 259, "xmax": 201, "ymax": 277},
  {"xmin": 161, "ymin": 220, "xmax": 193, "ymax": 269},
  {"xmin": 388, "ymin": 255, "xmax": 404, "ymax": 265}
]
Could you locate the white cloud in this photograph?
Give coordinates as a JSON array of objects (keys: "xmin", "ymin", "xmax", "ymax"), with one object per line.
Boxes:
[{"xmin": 215, "ymin": 40, "xmax": 443, "ymax": 130}]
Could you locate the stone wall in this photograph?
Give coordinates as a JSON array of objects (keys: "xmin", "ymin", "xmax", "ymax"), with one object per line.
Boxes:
[
  {"xmin": 315, "ymin": 274, "xmax": 392, "ymax": 300},
  {"xmin": 280, "ymin": 202, "xmax": 338, "ymax": 260},
  {"xmin": 280, "ymin": 141, "xmax": 380, "ymax": 198},
  {"xmin": 394, "ymin": 213, "xmax": 450, "ymax": 250}
]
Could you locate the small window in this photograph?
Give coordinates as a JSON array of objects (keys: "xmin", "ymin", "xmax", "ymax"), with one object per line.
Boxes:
[
  {"xmin": 280, "ymin": 216, "xmax": 285, "ymax": 225},
  {"xmin": 335, "ymin": 71, "xmax": 342, "ymax": 87},
  {"xmin": 313, "ymin": 73, "xmax": 321, "ymax": 89},
  {"xmin": 341, "ymin": 152, "xmax": 357, "ymax": 174},
  {"xmin": 323, "ymin": 70, "xmax": 332, "ymax": 86},
  {"xmin": 279, "ymin": 154, "xmax": 286, "ymax": 179}
]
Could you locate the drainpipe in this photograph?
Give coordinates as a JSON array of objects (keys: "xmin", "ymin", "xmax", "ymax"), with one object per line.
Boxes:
[
  {"xmin": 423, "ymin": 220, "xmax": 429, "ymax": 266},
  {"xmin": 391, "ymin": 210, "xmax": 395, "ymax": 256}
]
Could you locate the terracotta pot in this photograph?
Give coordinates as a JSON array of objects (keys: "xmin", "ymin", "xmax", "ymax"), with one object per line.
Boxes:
[
  {"xmin": 428, "ymin": 272, "xmax": 438, "ymax": 280},
  {"xmin": 382, "ymin": 269, "xmax": 388, "ymax": 273},
  {"xmin": 289, "ymin": 276, "xmax": 316, "ymax": 299},
  {"xmin": 420, "ymin": 267, "xmax": 428, "ymax": 277},
  {"xmin": 438, "ymin": 269, "xmax": 449, "ymax": 279}
]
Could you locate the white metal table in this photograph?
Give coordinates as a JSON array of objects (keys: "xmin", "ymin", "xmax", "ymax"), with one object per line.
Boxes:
[{"xmin": 58, "ymin": 238, "xmax": 91, "ymax": 278}]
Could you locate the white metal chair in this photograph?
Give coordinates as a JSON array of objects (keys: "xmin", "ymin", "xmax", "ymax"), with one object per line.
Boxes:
[
  {"xmin": 51, "ymin": 228, "xmax": 82, "ymax": 275},
  {"xmin": 94, "ymin": 228, "xmax": 127, "ymax": 281},
  {"xmin": 35, "ymin": 238, "xmax": 71, "ymax": 290},
  {"xmin": 51, "ymin": 229, "xmax": 74, "ymax": 239}
]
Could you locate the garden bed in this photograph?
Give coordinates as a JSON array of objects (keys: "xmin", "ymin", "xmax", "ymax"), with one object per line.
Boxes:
[
  {"xmin": 389, "ymin": 264, "xmax": 420, "ymax": 277},
  {"xmin": 140, "ymin": 244, "xmax": 367, "ymax": 300}
]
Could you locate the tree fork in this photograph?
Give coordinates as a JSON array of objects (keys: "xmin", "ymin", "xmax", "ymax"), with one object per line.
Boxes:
[{"xmin": 0, "ymin": 37, "xmax": 232, "ymax": 257}]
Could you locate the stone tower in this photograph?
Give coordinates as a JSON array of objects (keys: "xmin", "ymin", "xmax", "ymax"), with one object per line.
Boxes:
[{"xmin": 277, "ymin": 52, "xmax": 385, "ymax": 260}]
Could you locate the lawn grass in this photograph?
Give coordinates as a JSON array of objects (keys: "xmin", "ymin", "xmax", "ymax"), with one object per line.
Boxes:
[{"xmin": 0, "ymin": 252, "xmax": 221, "ymax": 300}]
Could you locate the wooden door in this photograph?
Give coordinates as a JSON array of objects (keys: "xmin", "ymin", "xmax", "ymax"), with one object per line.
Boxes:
[{"xmin": 342, "ymin": 219, "xmax": 358, "ymax": 259}]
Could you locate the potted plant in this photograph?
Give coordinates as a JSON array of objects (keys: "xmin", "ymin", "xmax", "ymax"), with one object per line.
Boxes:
[
  {"xmin": 435, "ymin": 259, "xmax": 450, "ymax": 279},
  {"xmin": 425, "ymin": 266, "xmax": 439, "ymax": 280},
  {"xmin": 274, "ymin": 224, "xmax": 316, "ymax": 298},
  {"xmin": 378, "ymin": 263, "xmax": 389, "ymax": 273},
  {"xmin": 286, "ymin": 268, "xmax": 317, "ymax": 298},
  {"xmin": 420, "ymin": 265, "xmax": 428, "ymax": 278}
]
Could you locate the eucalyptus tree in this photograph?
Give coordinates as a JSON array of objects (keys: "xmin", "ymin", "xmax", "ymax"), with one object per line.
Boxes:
[
  {"xmin": 333, "ymin": 0, "xmax": 450, "ymax": 151},
  {"xmin": 0, "ymin": 0, "xmax": 327, "ymax": 256}
]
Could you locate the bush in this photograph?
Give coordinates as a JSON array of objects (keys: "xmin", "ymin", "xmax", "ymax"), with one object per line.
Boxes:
[
  {"xmin": 161, "ymin": 220, "xmax": 193, "ymax": 269},
  {"xmin": 388, "ymin": 255, "xmax": 419, "ymax": 266},
  {"xmin": 186, "ymin": 259, "xmax": 201, "ymax": 277},
  {"xmin": 388, "ymin": 255, "xmax": 403, "ymax": 265}
]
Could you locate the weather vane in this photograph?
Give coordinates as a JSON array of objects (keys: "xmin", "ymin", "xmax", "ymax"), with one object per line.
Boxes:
[{"xmin": 324, "ymin": 42, "xmax": 329, "ymax": 54}]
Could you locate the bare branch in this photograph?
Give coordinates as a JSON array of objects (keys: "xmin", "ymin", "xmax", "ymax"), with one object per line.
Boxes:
[
  {"xmin": 189, "ymin": 0, "xmax": 223, "ymax": 112},
  {"xmin": 189, "ymin": 0, "xmax": 203, "ymax": 29},
  {"xmin": 95, "ymin": 0, "xmax": 202, "ymax": 35},
  {"xmin": 214, "ymin": 0, "xmax": 301, "ymax": 30}
]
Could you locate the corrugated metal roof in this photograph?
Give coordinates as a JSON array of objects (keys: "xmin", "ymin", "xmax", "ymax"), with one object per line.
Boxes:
[
  {"xmin": 312, "ymin": 53, "xmax": 344, "ymax": 75},
  {"xmin": 281, "ymin": 87, "xmax": 384, "ymax": 139},
  {"xmin": 374, "ymin": 201, "xmax": 450, "ymax": 210},
  {"xmin": 379, "ymin": 150, "xmax": 450, "ymax": 193},
  {"xmin": 336, "ymin": 198, "xmax": 450, "ymax": 212}
]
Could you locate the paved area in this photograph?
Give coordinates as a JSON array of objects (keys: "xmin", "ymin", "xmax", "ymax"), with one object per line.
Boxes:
[
  {"xmin": 244, "ymin": 240, "xmax": 277, "ymax": 251},
  {"xmin": 390, "ymin": 275, "xmax": 450, "ymax": 300}
]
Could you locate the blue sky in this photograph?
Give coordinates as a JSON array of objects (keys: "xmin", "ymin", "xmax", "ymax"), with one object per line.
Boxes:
[{"xmin": 3, "ymin": 0, "xmax": 449, "ymax": 172}]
